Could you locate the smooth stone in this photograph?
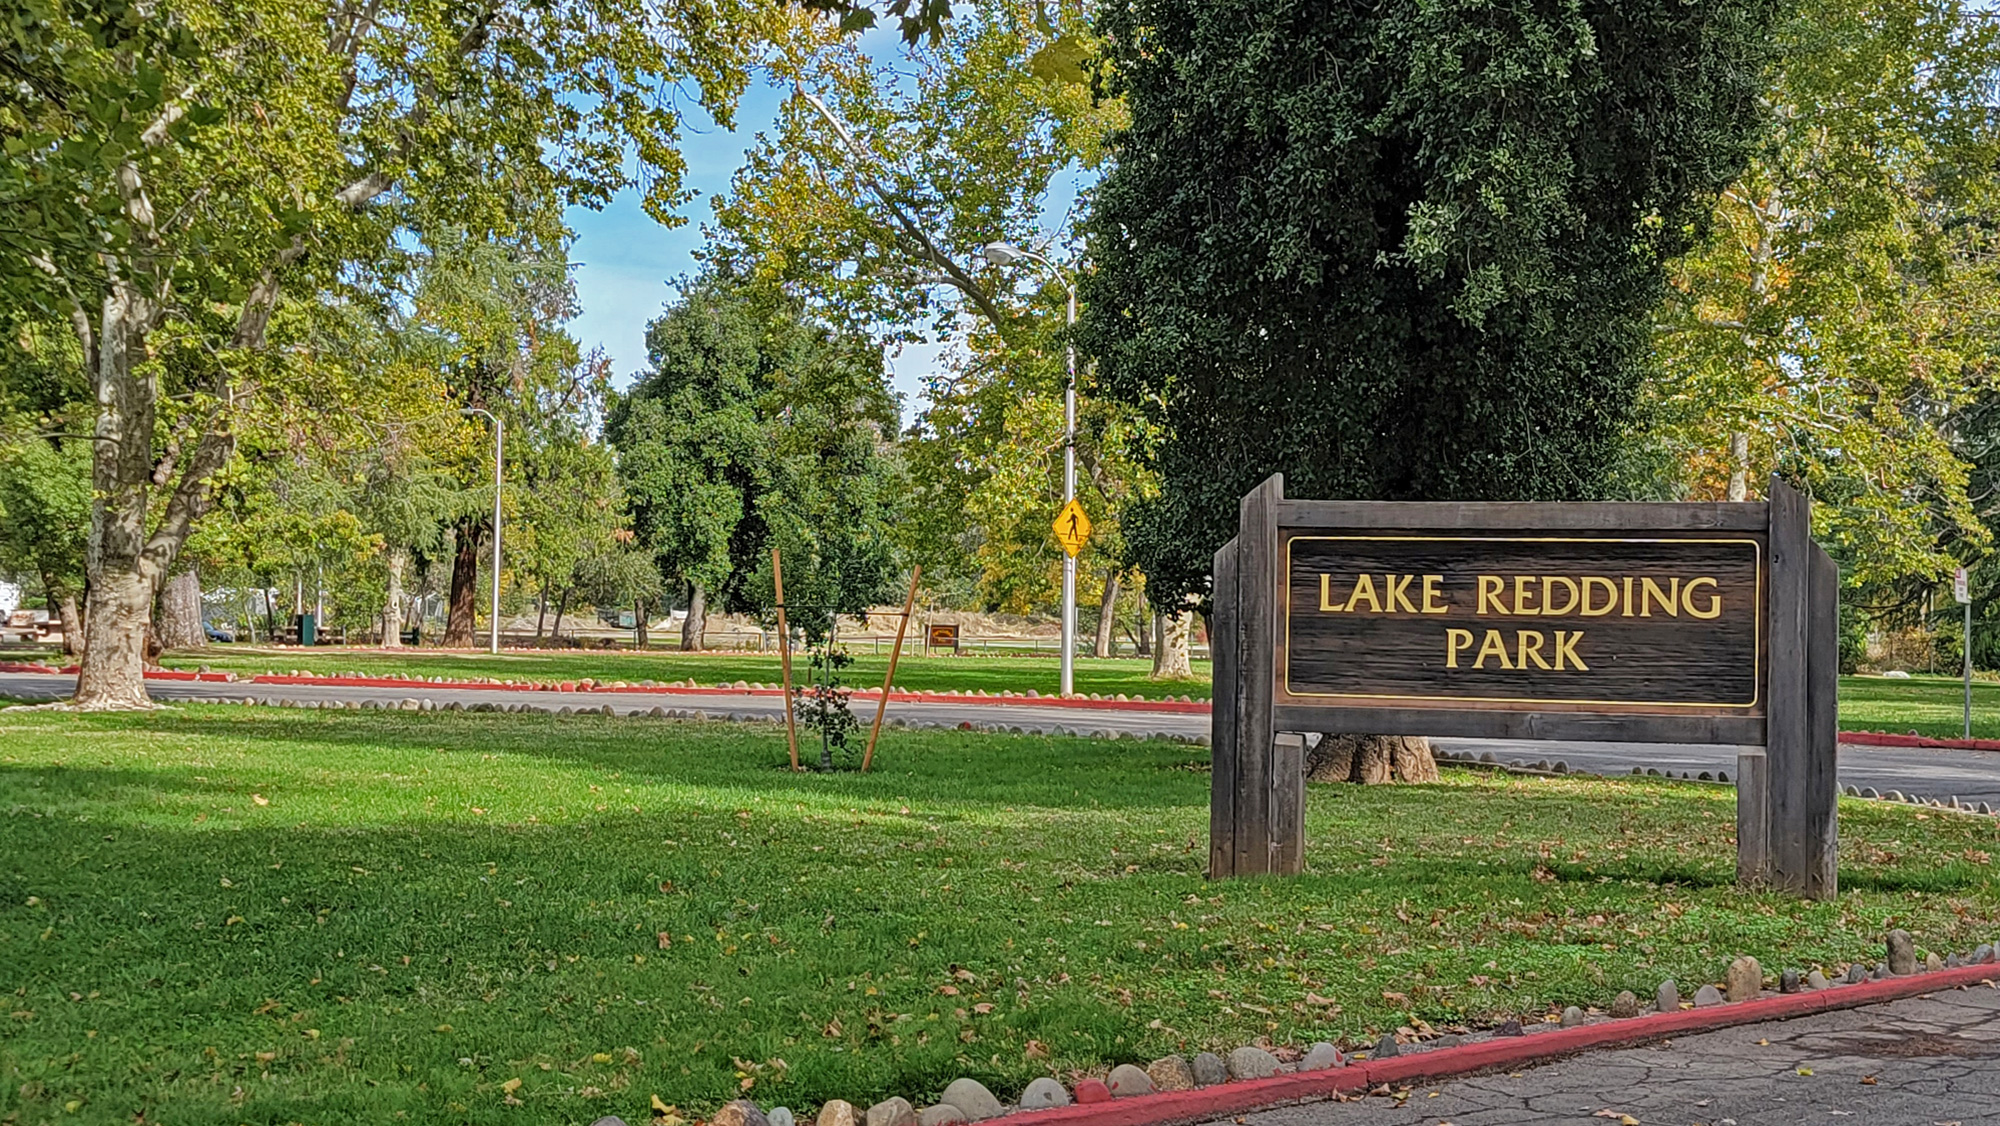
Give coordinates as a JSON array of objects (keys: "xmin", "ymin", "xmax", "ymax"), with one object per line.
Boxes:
[
  {"xmin": 1072, "ymin": 1079, "xmax": 1110, "ymax": 1104},
  {"xmin": 712, "ymin": 1102, "xmax": 770, "ymax": 1126},
  {"xmin": 938, "ymin": 1079, "xmax": 1002, "ymax": 1121},
  {"xmin": 1018, "ymin": 1078, "xmax": 1070, "ymax": 1109},
  {"xmin": 1106, "ymin": 1064, "xmax": 1154, "ymax": 1098},
  {"xmin": 1657, "ymin": 979, "xmax": 1680, "ymax": 1012},
  {"xmin": 1494, "ymin": 1019, "xmax": 1525, "ymax": 1036},
  {"xmin": 1559, "ymin": 1006, "xmax": 1584, "ymax": 1028},
  {"xmin": 1726, "ymin": 956, "xmax": 1762, "ymax": 1002},
  {"xmin": 1888, "ymin": 929, "xmax": 1918, "ymax": 975},
  {"xmin": 917, "ymin": 1108, "xmax": 965, "ymax": 1126},
  {"xmin": 1371, "ymin": 1034, "xmax": 1401, "ymax": 1059},
  {"xmin": 1927, "ymin": 952, "xmax": 1946, "ymax": 972},
  {"xmin": 770, "ymin": 1111, "xmax": 795, "ymax": 1126},
  {"xmin": 1227, "ymin": 1046, "xmax": 1281, "ymax": 1079},
  {"xmin": 1977, "ymin": 944, "xmax": 1995, "ymax": 964},
  {"xmin": 817, "ymin": 1101, "xmax": 859, "ymax": 1126},
  {"xmin": 865, "ymin": 1098, "xmax": 915, "ymax": 1126},
  {"xmin": 1299, "ymin": 1042, "xmax": 1345, "ymax": 1071},
  {"xmin": 1846, "ymin": 964, "xmax": 1868, "ymax": 984},
  {"xmin": 1190, "ymin": 1052, "xmax": 1228, "ymax": 1086},
  {"xmin": 1807, "ymin": 970, "xmax": 1830, "ymax": 990},
  {"xmin": 1692, "ymin": 984, "xmax": 1725, "ymax": 1007},
  {"xmin": 1610, "ymin": 991, "xmax": 1640, "ymax": 1018},
  {"xmin": 1780, "ymin": 968, "xmax": 1801, "ymax": 993},
  {"xmin": 1949, "ymin": 953, "xmax": 1964, "ymax": 968},
  {"xmin": 1146, "ymin": 1055, "xmax": 1196, "ymax": 1091}
]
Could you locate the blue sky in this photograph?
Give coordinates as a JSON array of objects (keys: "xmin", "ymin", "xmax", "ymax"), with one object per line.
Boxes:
[{"xmin": 564, "ymin": 59, "xmax": 954, "ymax": 415}]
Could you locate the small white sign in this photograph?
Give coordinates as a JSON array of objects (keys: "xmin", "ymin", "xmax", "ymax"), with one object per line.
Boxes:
[{"xmin": 1956, "ymin": 567, "xmax": 1971, "ymax": 605}]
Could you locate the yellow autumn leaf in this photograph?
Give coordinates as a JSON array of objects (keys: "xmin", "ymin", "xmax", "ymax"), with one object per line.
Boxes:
[{"xmin": 501, "ymin": 1078, "xmax": 521, "ymax": 1093}]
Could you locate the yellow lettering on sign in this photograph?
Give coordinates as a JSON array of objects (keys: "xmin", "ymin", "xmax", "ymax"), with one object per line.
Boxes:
[
  {"xmin": 1473, "ymin": 629, "xmax": 1513, "ymax": 669},
  {"xmin": 1445, "ymin": 627, "xmax": 1474, "ymax": 667},
  {"xmin": 1542, "ymin": 576, "xmax": 1580, "ymax": 616},
  {"xmin": 1344, "ymin": 573, "xmax": 1382, "ymax": 614},
  {"xmin": 1319, "ymin": 573, "xmax": 1343, "ymax": 612},
  {"xmin": 1683, "ymin": 576, "xmax": 1722, "ymax": 619},
  {"xmin": 1387, "ymin": 574, "xmax": 1419, "ymax": 614},
  {"xmin": 1554, "ymin": 630, "xmax": 1588, "ymax": 670},
  {"xmin": 1477, "ymin": 576, "xmax": 1509, "ymax": 616},
  {"xmin": 1581, "ymin": 576, "xmax": 1618, "ymax": 617},
  {"xmin": 1622, "ymin": 576, "xmax": 1635, "ymax": 617},
  {"xmin": 1640, "ymin": 577, "xmax": 1680, "ymax": 618},
  {"xmin": 1513, "ymin": 575, "xmax": 1540, "ymax": 616},
  {"xmin": 1422, "ymin": 574, "xmax": 1449, "ymax": 614},
  {"xmin": 1517, "ymin": 630, "xmax": 1552, "ymax": 670}
]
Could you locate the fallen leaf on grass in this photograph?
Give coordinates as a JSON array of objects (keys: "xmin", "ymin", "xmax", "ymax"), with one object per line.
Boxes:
[
  {"xmin": 252, "ymin": 794, "xmax": 269, "ymax": 806},
  {"xmin": 502, "ymin": 1078, "xmax": 521, "ymax": 1093},
  {"xmin": 1798, "ymin": 1067, "xmax": 1814, "ymax": 1076}
]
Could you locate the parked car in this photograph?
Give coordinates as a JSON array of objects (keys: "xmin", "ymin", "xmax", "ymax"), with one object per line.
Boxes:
[{"xmin": 205, "ymin": 624, "xmax": 236, "ymax": 643}]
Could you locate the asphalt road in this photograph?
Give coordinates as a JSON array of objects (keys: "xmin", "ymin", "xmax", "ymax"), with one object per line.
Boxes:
[
  {"xmin": 5, "ymin": 672, "xmax": 2000, "ymax": 805},
  {"xmin": 1210, "ymin": 983, "xmax": 2000, "ymax": 1126}
]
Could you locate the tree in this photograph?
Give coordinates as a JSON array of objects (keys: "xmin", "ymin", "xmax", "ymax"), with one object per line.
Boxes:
[
  {"xmin": 1648, "ymin": 0, "xmax": 2000, "ymax": 606},
  {"xmin": 1078, "ymin": 0, "xmax": 1785, "ymax": 607},
  {"xmin": 609, "ymin": 274, "xmax": 772, "ymax": 649},
  {"xmin": 0, "ymin": 0, "xmax": 797, "ymax": 706},
  {"xmin": 0, "ymin": 432, "xmax": 91, "ymax": 653}
]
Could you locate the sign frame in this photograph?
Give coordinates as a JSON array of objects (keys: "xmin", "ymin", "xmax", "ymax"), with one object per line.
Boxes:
[
  {"xmin": 926, "ymin": 622, "xmax": 960, "ymax": 653},
  {"xmin": 1209, "ymin": 473, "xmax": 1838, "ymax": 899}
]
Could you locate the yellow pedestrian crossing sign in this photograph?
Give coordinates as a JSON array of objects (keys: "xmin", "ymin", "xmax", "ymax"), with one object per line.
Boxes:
[{"xmin": 1052, "ymin": 498, "xmax": 1091, "ymax": 557}]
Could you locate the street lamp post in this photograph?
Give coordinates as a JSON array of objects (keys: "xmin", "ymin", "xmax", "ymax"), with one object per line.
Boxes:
[
  {"xmin": 460, "ymin": 408, "xmax": 503, "ymax": 656},
  {"xmin": 982, "ymin": 240, "xmax": 1078, "ymax": 698}
]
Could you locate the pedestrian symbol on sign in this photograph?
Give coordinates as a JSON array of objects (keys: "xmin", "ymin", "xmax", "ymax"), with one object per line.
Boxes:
[{"xmin": 1052, "ymin": 499, "xmax": 1092, "ymax": 557}]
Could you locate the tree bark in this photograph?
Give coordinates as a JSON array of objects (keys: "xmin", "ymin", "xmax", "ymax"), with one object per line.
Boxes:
[
  {"xmin": 157, "ymin": 569, "xmax": 206, "ymax": 649},
  {"xmin": 1153, "ymin": 602, "xmax": 1193, "ymax": 678},
  {"xmin": 1093, "ymin": 570, "xmax": 1121, "ymax": 658},
  {"xmin": 382, "ymin": 547, "xmax": 408, "ymax": 647},
  {"xmin": 1132, "ymin": 593, "xmax": 1152, "ymax": 657},
  {"xmin": 681, "ymin": 581, "xmax": 707, "ymax": 651},
  {"xmin": 443, "ymin": 520, "xmax": 481, "ymax": 647},
  {"xmin": 634, "ymin": 598, "xmax": 649, "ymax": 648},
  {"xmin": 551, "ymin": 587, "xmax": 569, "ymax": 643},
  {"xmin": 1727, "ymin": 431, "xmax": 1749, "ymax": 502},
  {"xmin": 56, "ymin": 592, "xmax": 84, "ymax": 657},
  {"xmin": 1305, "ymin": 734, "xmax": 1440, "ymax": 784},
  {"xmin": 534, "ymin": 589, "xmax": 547, "ymax": 641}
]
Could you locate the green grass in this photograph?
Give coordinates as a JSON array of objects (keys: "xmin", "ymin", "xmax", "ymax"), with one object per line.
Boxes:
[
  {"xmin": 3, "ymin": 707, "xmax": 1999, "ymax": 1125},
  {"xmin": 1835, "ymin": 672, "xmax": 2000, "ymax": 739},
  {"xmin": 137, "ymin": 646, "xmax": 1211, "ymax": 701}
]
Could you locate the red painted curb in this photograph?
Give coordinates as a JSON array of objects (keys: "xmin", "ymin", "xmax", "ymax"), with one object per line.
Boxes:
[
  {"xmin": 1841, "ymin": 730, "xmax": 2000, "ymax": 753},
  {"xmin": 999, "ymin": 964, "xmax": 2000, "ymax": 1126}
]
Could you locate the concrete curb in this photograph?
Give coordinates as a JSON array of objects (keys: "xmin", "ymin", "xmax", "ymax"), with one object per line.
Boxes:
[
  {"xmin": 998, "ymin": 965, "xmax": 2000, "ymax": 1126},
  {"xmin": 1841, "ymin": 730, "xmax": 2000, "ymax": 753}
]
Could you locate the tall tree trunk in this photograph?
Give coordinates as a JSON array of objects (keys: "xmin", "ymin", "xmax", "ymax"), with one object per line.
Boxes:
[
  {"xmin": 551, "ymin": 587, "xmax": 569, "ymax": 643},
  {"xmin": 382, "ymin": 548, "xmax": 408, "ymax": 647},
  {"xmin": 1727, "ymin": 431, "xmax": 1749, "ymax": 502},
  {"xmin": 681, "ymin": 581, "xmax": 707, "ymax": 651},
  {"xmin": 1131, "ymin": 591, "xmax": 1152, "ymax": 657},
  {"xmin": 58, "ymin": 592, "xmax": 83, "ymax": 658},
  {"xmin": 443, "ymin": 520, "xmax": 481, "ymax": 647},
  {"xmin": 157, "ymin": 569, "xmax": 206, "ymax": 649},
  {"xmin": 534, "ymin": 589, "xmax": 548, "ymax": 641},
  {"xmin": 263, "ymin": 586, "xmax": 278, "ymax": 644},
  {"xmin": 634, "ymin": 598, "xmax": 649, "ymax": 648},
  {"xmin": 1093, "ymin": 570, "xmax": 1121, "ymax": 658},
  {"xmin": 1153, "ymin": 602, "xmax": 1193, "ymax": 678}
]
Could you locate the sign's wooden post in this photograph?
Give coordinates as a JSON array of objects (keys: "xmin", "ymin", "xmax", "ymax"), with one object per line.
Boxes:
[{"xmin": 1207, "ymin": 472, "xmax": 1840, "ymax": 898}]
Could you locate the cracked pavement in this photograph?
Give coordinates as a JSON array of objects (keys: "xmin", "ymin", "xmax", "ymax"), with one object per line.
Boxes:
[{"xmin": 1210, "ymin": 984, "xmax": 2000, "ymax": 1126}]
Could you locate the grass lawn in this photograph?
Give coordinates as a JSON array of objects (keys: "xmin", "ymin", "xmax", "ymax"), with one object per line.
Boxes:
[
  {"xmin": 1836, "ymin": 672, "xmax": 2000, "ymax": 740},
  {"xmin": 3, "ymin": 708, "xmax": 1999, "ymax": 1125},
  {"xmin": 128, "ymin": 647, "xmax": 1213, "ymax": 703}
]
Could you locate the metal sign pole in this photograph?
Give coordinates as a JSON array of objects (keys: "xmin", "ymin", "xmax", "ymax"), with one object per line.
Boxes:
[{"xmin": 1959, "ymin": 566, "xmax": 1972, "ymax": 740}]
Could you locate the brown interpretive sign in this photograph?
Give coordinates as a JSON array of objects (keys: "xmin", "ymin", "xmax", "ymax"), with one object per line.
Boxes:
[
  {"xmin": 1282, "ymin": 535, "xmax": 1763, "ymax": 714},
  {"xmin": 927, "ymin": 623, "xmax": 960, "ymax": 652},
  {"xmin": 1209, "ymin": 474, "xmax": 1838, "ymax": 901}
]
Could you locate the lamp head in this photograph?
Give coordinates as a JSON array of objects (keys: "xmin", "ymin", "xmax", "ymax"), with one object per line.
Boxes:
[{"xmin": 982, "ymin": 241, "xmax": 1028, "ymax": 267}]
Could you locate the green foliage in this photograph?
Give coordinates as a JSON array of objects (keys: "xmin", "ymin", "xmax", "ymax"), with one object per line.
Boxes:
[
  {"xmin": 1079, "ymin": 0, "xmax": 1783, "ymax": 602},
  {"xmin": 611, "ymin": 273, "xmax": 906, "ymax": 639},
  {"xmin": 795, "ymin": 640, "xmax": 861, "ymax": 769},
  {"xmin": 1650, "ymin": 0, "xmax": 2000, "ymax": 597}
]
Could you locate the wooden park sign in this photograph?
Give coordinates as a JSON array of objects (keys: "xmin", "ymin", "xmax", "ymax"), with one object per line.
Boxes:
[{"xmin": 1210, "ymin": 474, "xmax": 1838, "ymax": 899}]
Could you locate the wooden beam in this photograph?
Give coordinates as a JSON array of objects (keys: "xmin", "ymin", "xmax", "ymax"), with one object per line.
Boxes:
[
  {"xmin": 861, "ymin": 565, "xmax": 921, "ymax": 773},
  {"xmin": 1765, "ymin": 476, "xmax": 1812, "ymax": 894},
  {"xmin": 1233, "ymin": 474, "xmax": 1283, "ymax": 875},
  {"xmin": 1799, "ymin": 542, "xmax": 1841, "ymax": 898},
  {"xmin": 772, "ymin": 548, "xmax": 799, "ymax": 772},
  {"xmin": 1209, "ymin": 537, "xmax": 1239, "ymax": 879}
]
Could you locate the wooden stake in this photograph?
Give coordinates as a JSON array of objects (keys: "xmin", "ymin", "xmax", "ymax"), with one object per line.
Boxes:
[
  {"xmin": 773, "ymin": 548, "xmax": 799, "ymax": 772},
  {"xmin": 863, "ymin": 565, "xmax": 921, "ymax": 773}
]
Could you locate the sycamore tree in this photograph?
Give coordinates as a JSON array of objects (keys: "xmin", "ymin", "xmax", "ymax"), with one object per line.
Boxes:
[
  {"xmin": 0, "ymin": 0, "xmax": 819, "ymax": 707},
  {"xmin": 1649, "ymin": 0, "xmax": 2000, "ymax": 606},
  {"xmin": 1078, "ymin": 0, "xmax": 1785, "ymax": 608}
]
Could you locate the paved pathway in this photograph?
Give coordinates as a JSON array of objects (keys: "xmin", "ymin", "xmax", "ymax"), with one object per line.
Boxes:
[
  {"xmin": 5, "ymin": 672, "xmax": 2000, "ymax": 804},
  {"xmin": 1209, "ymin": 984, "xmax": 2000, "ymax": 1126}
]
